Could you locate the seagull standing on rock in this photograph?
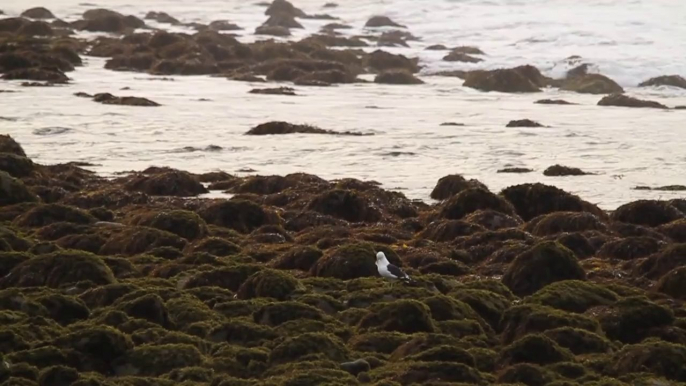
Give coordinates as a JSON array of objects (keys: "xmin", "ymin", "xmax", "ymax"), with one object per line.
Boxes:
[{"xmin": 375, "ymin": 251, "xmax": 413, "ymax": 283}]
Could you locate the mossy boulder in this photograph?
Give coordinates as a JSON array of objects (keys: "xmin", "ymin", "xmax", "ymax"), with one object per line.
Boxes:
[
  {"xmin": 207, "ymin": 319, "xmax": 277, "ymax": 346},
  {"xmin": 451, "ymin": 289, "xmax": 512, "ymax": 329},
  {"xmin": 131, "ymin": 210, "xmax": 208, "ymax": 240},
  {"xmin": 78, "ymin": 283, "xmax": 140, "ymax": 309},
  {"xmin": 500, "ymin": 303, "xmax": 600, "ymax": 344},
  {"xmin": 611, "ymin": 200, "xmax": 684, "ymax": 227},
  {"xmin": 6, "ymin": 345, "xmax": 75, "ymax": 369},
  {"xmin": 0, "ymin": 250, "xmax": 115, "ymax": 289},
  {"xmin": 0, "ymin": 135, "xmax": 27, "ymax": 156},
  {"xmin": 270, "ymin": 245, "xmax": 323, "ymax": 271},
  {"xmin": 371, "ymin": 361, "xmax": 485, "ymax": 385},
  {"xmin": 0, "ymin": 251, "xmax": 33, "ymax": 277},
  {"xmin": 526, "ymin": 212, "xmax": 606, "ymax": 236},
  {"xmin": 634, "ymin": 243, "xmax": 686, "ymax": 279},
  {"xmin": 430, "ymin": 174, "xmax": 487, "ymax": 200},
  {"xmin": 407, "ymin": 345, "xmax": 476, "ymax": 367},
  {"xmin": 35, "ymin": 293, "xmax": 90, "ymax": 325},
  {"xmin": 52, "ymin": 326, "xmax": 132, "ymax": 373},
  {"xmin": 236, "ymin": 269, "xmax": 299, "ymax": 301},
  {"xmin": 198, "ymin": 199, "xmax": 279, "ymax": 233},
  {"xmin": 0, "ymin": 153, "xmax": 35, "ymax": 178},
  {"xmin": 502, "ymin": 242, "xmax": 586, "ymax": 297},
  {"xmin": 310, "ymin": 243, "xmax": 400, "ymax": 280},
  {"xmin": 306, "ymin": 189, "xmax": 381, "ymax": 223},
  {"xmin": 187, "ymin": 237, "xmax": 241, "ymax": 256},
  {"xmin": 593, "ymin": 296, "xmax": 674, "ymax": 343},
  {"xmin": 358, "ymin": 299, "xmax": 435, "ymax": 333},
  {"xmin": 253, "ymin": 301, "xmax": 325, "ymax": 327},
  {"xmin": 419, "ymin": 220, "xmax": 486, "ymax": 242},
  {"xmin": 113, "ymin": 343, "xmax": 204, "ymax": 376},
  {"xmin": 37, "ymin": 365, "xmax": 79, "ymax": 386},
  {"xmin": 526, "ymin": 280, "xmax": 619, "ymax": 313},
  {"xmin": 597, "ymin": 236, "xmax": 664, "ymax": 260},
  {"xmin": 348, "ymin": 331, "xmax": 412, "ymax": 354},
  {"xmin": 497, "ymin": 363, "xmax": 556, "ymax": 386},
  {"xmin": 500, "ymin": 183, "xmax": 603, "ymax": 222},
  {"xmin": 608, "ymin": 340, "xmax": 686, "ymax": 381},
  {"xmin": 115, "ymin": 293, "xmax": 170, "ymax": 327},
  {"xmin": 543, "ymin": 327, "xmax": 612, "ymax": 354},
  {"xmin": 440, "ymin": 187, "xmax": 516, "ymax": 220},
  {"xmin": 99, "ymin": 226, "xmax": 187, "ymax": 256},
  {"xmin": 124, "ymin": 170, "xmax": 208, "ymax": 196},
  {"xmin": 499, "ymin": 334, "xmax": 574, "ymax": 367},
  {"xmin": 184, "ymin": 264, "xmax": 262, "ymax": 292},
  {"xmin": 13, "ymin": 204, "xmax": 96, "ymax": 228},
  {"xmin": 657, "ymin": 266, "xmax": 686, "ymax": 300},
  {"xmin": 422, "ymin": 295, "xmax": 486, "ymax": 326},
  {"xmin": 0, "ymin": 172, "xmax": 39, "ymax": 207},
  {"xmin": 268, "ymin": 332, "xmax": 349, "ymax": 365},
  {"xmin": 165, "ymin": 296, "xmax": 220, "ymax": 330}
]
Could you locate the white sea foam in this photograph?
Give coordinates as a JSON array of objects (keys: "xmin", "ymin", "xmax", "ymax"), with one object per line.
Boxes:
[{"xmin": 1, "ymin": 0, "xmax": 686, "ymax": 209}]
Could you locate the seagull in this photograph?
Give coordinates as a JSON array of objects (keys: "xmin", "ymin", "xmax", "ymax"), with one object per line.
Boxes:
[{"xmin": 375, "ymin": 251, "xmax": 413, "ymax": 283}]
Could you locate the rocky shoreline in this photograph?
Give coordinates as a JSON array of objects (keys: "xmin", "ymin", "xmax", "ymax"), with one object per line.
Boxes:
[{"xmin": 3, "ymin": 133, "xmax": 686, "ymax": 385}]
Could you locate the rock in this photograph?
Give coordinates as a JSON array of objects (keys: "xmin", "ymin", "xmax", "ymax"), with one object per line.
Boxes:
[
  {"xmin": 593, "ymin": 296, "xmax": 674, "ymax": 344},
  {"xmin": 358, "ymin": 300, "xmax": 435, "ymax": 333},
  {"xmin": 543, "ymin": 165, "xmax": 591, "ymax": 176},
  {"xmin": 634, "ymin": 243, "xmax": 686, "ymax": 279},
  {"xmin": 208, "ymin": 20, "xmax": 241, "ymax": 31},
  {"xmin": 0, "ymin": 250, "xmax": 115, "ymax": 289},
  {"xmin": 245, "ymin": 121, "xmax": 367, "ymax": 136},
  {"xmin": 0, "ymin": 153, "xmax": 34, "ymax": 178},
  {"xmin": 124, "ymin": 170, "xmax": 207, "ymax": 196},
  {"xmin": 560, "ymin": 73, "xmax": 624, "ymax": 94},
  {"xmin": 0, "ymin": 135, "xmax": 26, "ymax": 157},
  {"xmin": 367, "ymin": 50, "xmax": 419, "ymax": 73},
  {"xmin": 2, "ymin": 68, "xmax": 69, "ymax": 84},
  {"xmin": 268, "ymin": 332, "xmax": 348, "ymax": 364},
  {"xmin": 597, "ymin": 93, "xmax": 668, "ymax": 109},
  {"xmin": 99, "ymin": 226, "xmax": 187, "ymax": 256},
  {"xmin": 611, "ymin": 200, "xmax": 684, "ymax": 227},
  {"xmin": 113, "ymin": 344, "xmax": 203, "ymax": 376},
  {"xmin": 261, "ymin": 13, "xmax": 303, "ymax": 29},
  {"xmin": 198, "ymin": 199, "xmax": 279, "ymax": 233},
  {"xmin": 130, "ymin": 210, "xmax": 208, "ymax": 241},
  {"xmin": 440, "ymin": 187, "xmax": 517, "ymax": 220},
  {"xmin": 304, "ymin": 34, "xmax": 368, "ymax": 47},
  {"xmin": 497, "ymin": 167, "xmax": 533, "ymax": 173},
  {"xmin": 0, "ymin": 171, "xmax": 39, "ymax": 207},
  {"xmin": 320, "ymin": 22, "xmax": 351, "ymax": 31},
  {"xmin": 535, "ymin": 99, "xmax": 575, "ymax": 105},
  {"xmin": 236, "ymin": 269, "xmax": 298, "ymax": 300},
  {"xmin": 376, "ymin": 30, "xmax": 413, "ymax": 47},
  {"xmin": 527, "ymin": 280, "xmax": 618, "ymax": 313},
  {"xmin": 255, "ymin": 25, "xmax": 291, "ymax": 36},
  {"xmin": 365, "ymin": 16, "xmax": 405, "ymax": 28},
  {"xmin": 499, "ymin": 334, "xmax": 573, "ymax": 367},
  {"xmin": 249, "ymin": 87, "xmax": 296, "ymax": 96},
  {"xmin": 543, "ymin": 327, "xmax": 611, "ymax": 355},
  {"xmin": 265, "ymin": 0, "xmax": 306, "ymax": 17},
  {"xmin": 608, "ymin": 341, "xmax": 686, "ymax": 381},
  {"xmin": 425, "ymin": 44, "xmax": 448, "ymax": 50},
  {"xmin": 91, "ymin": 93, "xmax": 160, "ymax": 107},
  {"xmin": 502, "ymin": 241, "xmax": 586, "ymax": 296},
  {"xmin": 506, "ymin": 119, "xmax": 543, "ymax": 128},
  {"xmin": 463, "ymin": 65, "xmax": 546, "ymax": 93},
  {"xmin": 639, "ymin": 75, "xmax": 686, "ymax": 89},
  {"xmin": 21, "ymin": 7, "xmax": 56, "ymax": 19},
  {"xmin": 144, "ymin": 11, "xmax": 181, "ymax": 25},
  {"xmin": 597, "ymin": 236, "xmax": 663, "ymax": 260},
  {"xmin": 37, "ymin": 365, "xmax": 79, "ymax": 385},
  {"xmin": 501, "ymin": 183, "xmax": 604, "ymax": 221},
  {"xmin": 13, "ymin": 204, "xmax": 96, "ymax": 227},
  {"xmin": 430, "ymin": 174, "xmax": 487, "ymax": 200},
  {"xmin": 656, "ymin": 266, "xmax": 686, "ymax": 300},
  {"xmin": 374, "ymin": 70, "xmax": 423, "ymax": 85},
  {"xmin": 341, "ymin": 359, "xmax": 370, "ymax": 376},
  {"xmin": 443, "ymin": 52, "xmax": 482, "ymax": 63},
  {"xmin": 526, "ymin": 211, "xmax": 606, "ymax": 236}
]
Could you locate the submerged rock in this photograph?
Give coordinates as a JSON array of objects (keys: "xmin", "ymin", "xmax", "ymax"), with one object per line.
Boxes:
[
  {"xmin": 543, "ymin": 164, "xmax": 591, "ymax": 177},
  {"xmin": 639, "ymin": 74, "xmax": 686, "ymax": 89},
  {"xmin": 506, "ymin": 119, "xmax": 543, "ymax": 128},
  {"xmin": 560, "ymin": 73, "xmax": 623, "ymax": 94},
  {"xmin": 462, "ymin": 65, "xmax": 547, "ymax": 93},
  {"xmin": 91, "ymin": 93, "xmax": 160, "ymax": 107},
  {"xmin": 597, "ymin": 93, "xmax": 668, "ymax": 109},
  {"xmin": 21, "ymin": 7, "xmax": 56, "ymax": 19},
  {"xmin": 374, "ymin": 70, "xmax": 424, "ymax": 85},
  {"xmin": 365, "ymin": 16, "xmax": 405, "ymax": 28},
  {"xmin": 245, "ymin": 121, "xmax": 369, "ymax": 136}
]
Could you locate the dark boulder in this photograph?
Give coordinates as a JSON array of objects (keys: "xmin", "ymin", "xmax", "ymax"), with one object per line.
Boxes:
[
  {"xmin": 365, "ymin": 16, "xmax": 405, "ymax": 28},
  {"xmin": 506, "ymin": 119, "xmax": 543, "ymax": 128},
  {"xmin": 21, "ymin": 7, "xmax": 56, "ymax": 19},
  {"xmin": 639, "ymin": 75, "xmax": 686, "ymax": 89},
  {"xmin": 500, "ymin": 183, "xmax": 604, "ymax": 221},
  {"xmin": 198, "ymin": 199, "xmax": 279, "ymax": 233},
  {"xmin": 430, "ymin": 175, "xmax": 487, "ymax": 200},
  {"xmin": 0, "ymin": 135, "xmax": 27, "ymax": 156},
  {"xmin": 374, "ymin": 70, "xmax": 423, "ymax": 85},
  {"xmin": 463, "ymin": 65, "xmax": 547, "ymax": 93},
  {"xmin": 543, "ymin": 164, "xmax": 591, "ymax": 176},
  {"xmin": 597, "ymin": 93, "xmax": 668, "ymax": 109},
  {"xmin": 440, "ymin": 188, "xmax": 517, "ymax": 220},
  {"xmin": 611, "ymin": 200, "xmax": 684, "ymax": 227},
  {"xmin": 124, "ymin": 170, "xmax": 207, "ymax": 196},
  {"xmin": 560, "ymin": 73, "xmax": 623, "ymax": 94}
]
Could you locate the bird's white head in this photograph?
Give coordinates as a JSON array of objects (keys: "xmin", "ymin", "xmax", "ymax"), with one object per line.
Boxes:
[{"xmin": 376, "ymin": 251, "xmax": 386, "ymax": 263}]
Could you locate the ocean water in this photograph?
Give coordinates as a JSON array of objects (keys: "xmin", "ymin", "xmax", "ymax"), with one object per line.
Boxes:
[{"xmin": 1, "ymin": 0, "xmax": 686, "ymax": 209}]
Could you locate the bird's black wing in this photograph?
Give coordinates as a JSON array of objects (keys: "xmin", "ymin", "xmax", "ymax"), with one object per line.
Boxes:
[{"xmin": 387, "ymin": 264, "xmax": 409, "ymax": 279}]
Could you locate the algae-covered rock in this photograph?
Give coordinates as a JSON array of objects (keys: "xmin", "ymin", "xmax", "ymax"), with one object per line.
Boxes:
[
  {"xmin": 500, "ymin": 303, "xmax": 600, "ymax": 344},
  {"xmin": 131, "ymin": 210, "xmax": 208, "ymax": 240},
  {"xmin": 502, "ymin": 242, "xmax": 586, "ymax": 297},
  {"xmin": 422, "ymin": 295, "xmax": 485, "ymax": 326},
  {"xmin": 451, "ymin": 289, "xmax": 512, "ymax": 329},
  {"xmin": 611, "ymin": 200, "xmax": 684, "ymax": 227},
  {"xmin": 348, "ymin": 331, "xmax": 412, "ymax": 354},
  {"xmin": 306, "ymin": 189, "xmax": 381, "ymax": 223},
  {"xmin": 440, "ymin": 188, "xmax": 516, "ymax": 220},
  {"xmin": 543, "ymin": 327, "xmax": 612, "ymax": 354},
  {"xmin": 187, "ymin": 237, "xmax": 241, "ymax": 256},
  {"xmin": 165, "ymin": 295, "xmax": 221, "ymax": 330},
  {"xmin": 498, "ymin": 334, "xmax": 574, "ymax": 367},
  {"xmin": 608, "ymin": 340, "xmax": 686, "ymax": 381},
  {"xmin": 430, "ymin": 174, "xmax": 487, "ymax": 200},
  {"xmin": 35, "ymin": 293, "xmax": 90, "ymax": 325},
  {"xmin": 497, "ymin": 363, "xmax": 556, "ymax": 386},
  {"xmin": 236, "ymin": 269, "xmax": 299, "ymax": 301},
  {"xmin": 500, "ymin": 183, "xmax": 603, "ymax": 222},
  {"xmin": 593, "ymin": 296, "xmax": 674, "ymax": 343},
  {"xmin": 115, "ymin": 293, "xmax": 169, "ymax": 327},
  {"xmin": 636, "ymin": 243, "xmax": 686, "ymax": 279},
  {"xmin": 6, "ymin": 345, "xmax": 74, "ymax": 368},
  {"xmin": 37, "ymin": 365, "xmax": 79, "ymax": 386},
  {"xmin": 0, "ymin": 135, "xmax": 27, "ymax": 156},
  {"xmin": 124, "ymin": 170, "xmax": 207, "ymax": 196},
  {"xmin": 198, "ymin": 199, "xmax": 279, "ymax": 233},
  {"xmin": 370, "ymin": 361, "xmax": 485, "ymax": 385},
  {"xmin": 99, "ymin": 226, "xmax": 187, "ymax": 256},
  {"xmin": 268, "ymin": 332, "xmax": 349, "ymax": 365},
  {"xmin": 207, "ymin": 319, "xmax": 277, "ymax": 346},
  {"xmin": 270, "ymin": 245, "xmax": 323, "ymax": 271},
  {"xmin": 526, "ymin": 280, "xmax": 618, "ymax": 313},
  {"xmin": 597, "ymin": 236, "xmax": 664, "ymax": 260},
  {"xmin": 253, "ymin": 301, "xmax": 325, "ymax": 327},
  {"xmin": 0, "ymin": 153, "xmax": 35, "ymax": 178},
  {"xmin": 462, "ymin": 65, "xmax": 544, "ymax": 93},
  {"xmin": 657, "ymin": 266, "xmax": 686, "ymax": 300},
  {"xmin": 527, "ymin": 211, "xmax": 606, "ymax": 236},
  {"xmin": 52, "ymin": 326, "xmax": 132, "ymax": 373},
  {"xmin": 357, "ymin": 299, "xmax": 435, "ymax": 333},
  {"xmin": 0, "ymin": 171, "xmax": 40, "ymax": 207},
  {"xmin": 13, "ymin": 204, "xmax": 96, "ymax": 228},
  {"xmin": 183, "ymin": 264, "xmax": 262, "ymax": 292},
  {"xmin": 113, "ymin": 343, "xmax": 204, "ymax": 376},
  {"xmin": 0, "ymin": 250, "xmax": 115, "ymax": 289}
]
